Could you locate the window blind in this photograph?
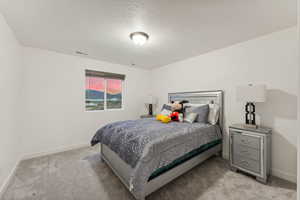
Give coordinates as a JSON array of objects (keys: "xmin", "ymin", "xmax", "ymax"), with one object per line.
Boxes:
[{"xmin": 85, "ymin": 69, "xmax": 125, "ymax": 80}]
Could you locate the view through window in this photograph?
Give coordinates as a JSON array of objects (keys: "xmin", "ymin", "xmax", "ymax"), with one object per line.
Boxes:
[{"xmin": 85, "ymin": 70, "xmax": 123, "ymax": 111}]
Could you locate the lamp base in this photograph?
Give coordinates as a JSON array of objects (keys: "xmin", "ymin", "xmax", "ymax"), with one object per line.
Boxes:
[
  {"xmin": 148, "ymin": 104, "xmax": 153, "ymax": 116},
  {"xmin": 245, "ymin": 102, "xmax": 256, "ymax": 125}
]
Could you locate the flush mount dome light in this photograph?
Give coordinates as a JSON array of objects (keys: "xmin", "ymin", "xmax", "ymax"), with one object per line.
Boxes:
[{"xmin": 130, "ymin": 32, "xmax": 149, "ymax": 46}]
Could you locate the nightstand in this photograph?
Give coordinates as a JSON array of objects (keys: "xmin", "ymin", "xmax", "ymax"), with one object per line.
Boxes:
[
  {"xmin": 229, "ymin": 124, "xmax": 272, "ymax": 183},
  {"xmin": 140, "ymin": 114, "xmax": 154, "ymax": 119}
]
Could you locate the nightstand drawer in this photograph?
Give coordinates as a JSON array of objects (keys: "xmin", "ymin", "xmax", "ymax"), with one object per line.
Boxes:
[
  {"xmin": 232, "ymin": 132, "xmax": 261, "ymax": 149},
  {"xmin": 232, "ymin": 155, "xmax": 260, "ymax": 174},
  {"xmin": 233, "ymin": 144, "xmax": 260, "ymax": 161}
]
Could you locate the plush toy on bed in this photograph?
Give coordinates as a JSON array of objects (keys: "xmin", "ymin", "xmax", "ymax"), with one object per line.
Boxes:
[
  {"xmin": 156, "ymin": 100, "xmax": 189, "ymax": 123},
  {"xmin": 156, "ymin": 114, "xmax": 171, "ymax": 123},
  {"xmin": 169, "ymin": 111, "xmax": 180, "ymax": 121},
  {"xmin": 169, "ymin": 100, "xmax": 189, "ymax": 122}
]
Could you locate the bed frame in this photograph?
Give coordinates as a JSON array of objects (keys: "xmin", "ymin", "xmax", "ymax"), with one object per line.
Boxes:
[{"xmin": 100, "ymin": 90, "xmax": 224, "ymax": 200}]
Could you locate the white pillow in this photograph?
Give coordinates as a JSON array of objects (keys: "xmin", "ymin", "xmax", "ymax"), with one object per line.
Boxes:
[
  {"xmin": 184, "ymin": 103, "xmax": 206, "ymax": 108},
  {"xmin": 183, "ymin": 112, "xmax": 198, "ymax": 123},
  {"xmin": 178, "ymin": 113, "xmax": 184, "ymax": 122},
  {"xmin": 208, "ymin": 104, "xmax": 220, "ymax": 125},
  {"xmin": 161, "ymin": 109, "xmax": 172, "ymax": 116}
]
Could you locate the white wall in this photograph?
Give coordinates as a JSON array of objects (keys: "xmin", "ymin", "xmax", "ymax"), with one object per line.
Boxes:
[
  {"xmin": 151, "ymin": 27, "xmax": 298, "ymax": 182},
  {"xmin": 0, "ymin": 14, "xmax": 23, "ymax": 191},
  {"xmin": 21, "ymin": 47, "xmax": 151, "ymax": 156},
  {"xmin": 297, "ymin": 0, "xmax": 300, "ymax": 197}
]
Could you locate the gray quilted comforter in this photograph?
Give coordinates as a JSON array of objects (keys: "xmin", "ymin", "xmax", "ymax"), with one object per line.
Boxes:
[{"xmin": 91, "ymin": 118, "xmax": 222, "ymax": 199}]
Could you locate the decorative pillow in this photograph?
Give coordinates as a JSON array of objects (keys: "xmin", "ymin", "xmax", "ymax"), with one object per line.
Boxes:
[
  {"xmin": 208, "ymin": 104, "xmax": 220, "ymax": 125},
  {"xmin": 178, "ymin": 113, "xmax": 184, "ymax": 122},
  {"xmin": 161, "ymin": 109, "xmax": 172, "ymax": 116},
  {"xmin": 185, "ymin": 104, "xmax": 209, "ymax": 123},
  {"xmin": 184, "ymin": 103, "xmax": 205, "ymax": 107},
  {"xmin": 161, "ymin": 104, "xmax": 172, "ymax": 111},
  {"xmin": 183, "ymin": 112, "xmax": 198, "ymax": 123}
]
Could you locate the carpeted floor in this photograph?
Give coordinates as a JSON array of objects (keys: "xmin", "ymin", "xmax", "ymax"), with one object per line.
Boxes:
[{"xmin": 1, "ymin": 145, "xmax": 296, "ymax": 200}]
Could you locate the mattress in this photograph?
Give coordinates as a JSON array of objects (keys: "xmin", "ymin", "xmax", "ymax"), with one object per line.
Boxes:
[
  {"xmin": 92, "ymin": 118, "xmax": 222, "ymax": 168},
  {"xmin": 101, "ymin": 138, "xmax": 222, "ymax": 185},
  {"xmin": 93, "ymin": 118, "xmax": 222, "ymax": 195},
  {"xmin": 148, "ymin": 138, "xmax": 222, "ymax": 181}
]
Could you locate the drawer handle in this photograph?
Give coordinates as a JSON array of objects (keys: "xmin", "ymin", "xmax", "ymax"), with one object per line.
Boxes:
[
  {"xmin": 241, "ymin": 139, "xmax": 249, "ymax": 144},
  {"xmin": 241, "ymin": 150, "xmax": 249, "ymax": 154}
]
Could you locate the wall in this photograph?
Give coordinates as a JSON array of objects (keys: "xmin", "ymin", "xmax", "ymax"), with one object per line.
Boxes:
[
  {"xmin": 297, "ymin": 0, "xmax": 300, "ymax": 197},
  {"xmin": 0, "ymin": 14, "xmax": 23, "ymax": 191},
  {"xmin": 151, "ymin": 27, "xmax": 298, "ymax": 182},
  {"xmin": 21, "ymin": 47, "xmax": 151, "ymax": 156}
]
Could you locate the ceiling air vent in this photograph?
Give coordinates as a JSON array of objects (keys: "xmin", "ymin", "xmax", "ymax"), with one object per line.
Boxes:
[{"xmin": 75, "ymin": 51, "xmax": 88, "ymax": 56}]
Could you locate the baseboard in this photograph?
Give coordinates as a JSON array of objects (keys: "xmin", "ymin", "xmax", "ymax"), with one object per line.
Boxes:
[
  {"xmin": 0, "ymin": 159, "xmax": 20, "ymax": 199},
  {"xmin": 271, "ymin": 168, "xmax": 297, "ymax": 183},
  {"xmin": 22, "ymin": 143, "xmax": 90, "ymax": 160}
]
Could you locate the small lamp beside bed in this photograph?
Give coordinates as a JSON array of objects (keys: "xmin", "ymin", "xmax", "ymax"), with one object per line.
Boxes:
[
  {"xmin": 142, "ymin": 95, "xmax": 157, "ymax": 118},
  {"xmin": 236, "ymin": 84, "xmax": 266, "ymax": 128}
]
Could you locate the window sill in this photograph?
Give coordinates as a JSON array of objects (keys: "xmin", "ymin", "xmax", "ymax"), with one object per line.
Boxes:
[{"xmin": 85, "ymin": 108, "xmax": 124, "ymax": 112}]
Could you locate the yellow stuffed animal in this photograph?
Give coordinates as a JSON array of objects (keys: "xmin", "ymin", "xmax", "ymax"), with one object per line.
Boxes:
[
  {"xmin": 156, "ymin": 114, "xmax": 171, "ymax": 123},
  {"xmin": 156, "ymin": 114, "xmax": 163, "ymax": 121},
  {"xmin": 161, "ymin": 115, "xmax": 171, "ymax": 123}
]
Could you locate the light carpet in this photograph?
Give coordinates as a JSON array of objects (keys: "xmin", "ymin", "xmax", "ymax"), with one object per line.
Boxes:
[{"xmin": 1, "ymin": 146, "xmax": 296, "ymax": 200}]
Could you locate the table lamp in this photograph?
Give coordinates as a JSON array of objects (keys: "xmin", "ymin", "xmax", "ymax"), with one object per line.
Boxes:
[
  {"xmin": 146, "ymin": 95, "xmax": 156, "ymax": 116},
  {"xmin": 236, "ymin": 84, "xmax": 266, "ymax": 128}
]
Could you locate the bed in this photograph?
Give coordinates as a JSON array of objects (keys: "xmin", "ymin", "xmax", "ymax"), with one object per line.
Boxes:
[{"xmin": 91, "ymin": 90, "xmax": 224, "ymax": 200}]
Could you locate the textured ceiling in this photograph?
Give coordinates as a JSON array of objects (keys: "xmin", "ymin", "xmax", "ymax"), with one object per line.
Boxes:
[{"xmin": 0, "ymin": 0, "xmax": 297, "ymax": 69}]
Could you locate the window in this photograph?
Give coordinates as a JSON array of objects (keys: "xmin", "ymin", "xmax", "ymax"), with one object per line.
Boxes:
[
  {"xmin": 85, "ymin": 70, "xmax": 125, "ymax": 111},
  {"xmin": 106, "ymin": 79, "xmax": 122, "ymax": 109}
]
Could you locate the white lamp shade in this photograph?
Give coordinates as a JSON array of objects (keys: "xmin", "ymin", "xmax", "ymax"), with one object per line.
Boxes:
[
  {"xmin": 236, "ymin": 84, "xmax": 266, "ymax": 102},
  {"xmin": 146, "ymin": 95, "xmax": 156, "ymax": 104}
]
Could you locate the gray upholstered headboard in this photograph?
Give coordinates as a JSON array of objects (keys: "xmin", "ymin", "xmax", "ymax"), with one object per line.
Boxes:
[{"xmin": 168, "ymin": 90, "xmax": 224, "ymax": 131}]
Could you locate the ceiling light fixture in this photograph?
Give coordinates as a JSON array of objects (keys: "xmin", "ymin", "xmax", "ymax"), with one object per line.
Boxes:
[{"xmin": 129, "ymin": 32, "xmax": 149, "ymax": 46}]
